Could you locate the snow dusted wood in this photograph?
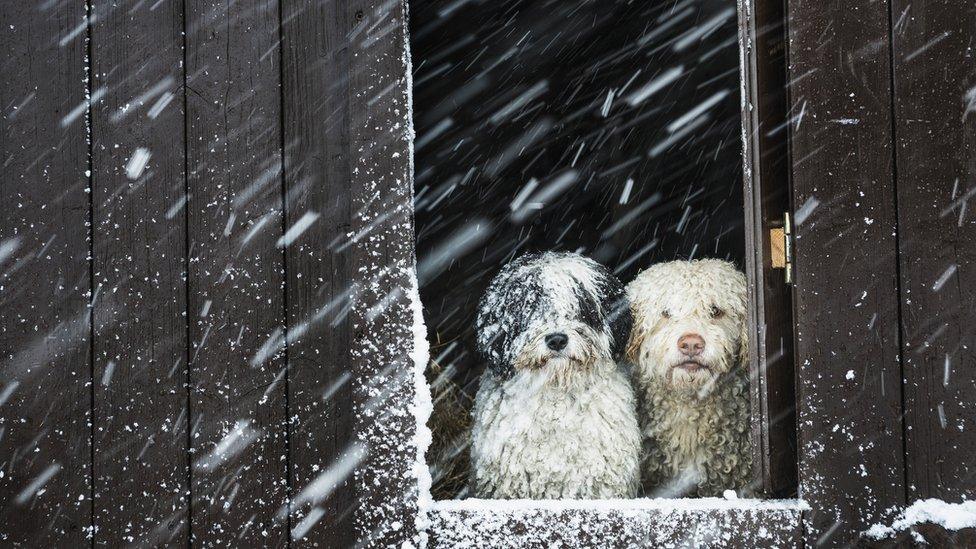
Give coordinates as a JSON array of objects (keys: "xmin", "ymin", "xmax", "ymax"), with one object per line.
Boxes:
[
  {"xmin": 786, "ymin": 0, "xmax": 907, "ymax": 544},
  {"xmin": 861, "ymin": 499, "xmax": 976, "ymax": 548},
  {"xmin": 861, "ymin": 524, "xmax": 976, "ymax": 549},
  {"xmin": 89, "ymin": 1, "xmax": 191, "ymax": 543},
  {"xmin": 348, "ymin": 0, "xmax": 426, "ymax": 545},
  {"xmin": 0, "ymin": 2, "xmax": 92, "ymax": 544},
  {"xmin": 280, "ymin": 0, "xmax": 358, "ymax": 545},
  {"xmin": 427, "ymin": 500, "xmax": 804, "ymax": 548},
  {"xmin": 184, "ymin": 0, "xmax": 288, "ymax": 543},
  {"xmin": 889, "ymin": 0, "xmax": 976, "ymax": 502},
  {"xmin": 736, "ymin": 0, "xmax": 797, "ymax": 498}
]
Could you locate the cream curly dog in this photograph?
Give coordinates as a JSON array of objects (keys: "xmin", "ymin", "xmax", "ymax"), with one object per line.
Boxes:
[{"xmin": 626, "ymin": 259, "xmax": 752, "ymax": 497}]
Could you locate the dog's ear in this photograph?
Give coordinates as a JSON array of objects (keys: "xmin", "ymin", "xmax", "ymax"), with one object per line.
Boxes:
[
  {"xmin": 736, "ymin": 307, "xmax": 750, "ymax": 372},
  {"xmin": 475, "ymin": 253, "xmax": 543, "ymax": 378},
  {"xmin": 475, "ymin": 302, "xmax": 508, "ymax": 376},
  {"xmin": 475, "ymin": 281, "xmax": 519, "ymax": 379},
  {"xmin": 732, "ymin": 268, "xmax": 750, "ymax": 372},
  {"xmin": 596, "ymin": 270, "xmax": 633, "ymax": 362},
  {"xmin": 624, "ymin": 302, "xmax": 644, "ymax": 364}
]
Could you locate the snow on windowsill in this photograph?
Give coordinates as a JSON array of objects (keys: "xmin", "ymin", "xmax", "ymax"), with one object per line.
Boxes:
[
  {"xmin": 430, "ymin": 496, "xmax": 809, "ymax": 513},
  {"xmin": 864, "ymin": 499, "xmax": 976, "ymax": 540}
]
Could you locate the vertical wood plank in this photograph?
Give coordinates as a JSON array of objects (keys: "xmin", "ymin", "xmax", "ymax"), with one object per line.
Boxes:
[
  {"xmin": 0, "ymin": 2, "xmax": 92, "ymax": 544},
  {"xmin": 89, "ymin": 1, "xmax": 190, "ymax": 544},
  {"xmin": 786, "ymin": 0, "xmax": 906, "ymax": 544},
  {"xmin": 737, "ymin": 0, "xmax": 798, "ymax": 498},
  {"xmin": 349, "ymin": 0, "xmax": 420, "ymax": 545},
  {"xmin": 183, "ymin": 0, "xmax": 288, "ymax": 544},
  {"xmin": 890, "ymin": 0, "xmax": 976, "ymax": 501},
  {"xmin": 280, "ymin": 0, "xmax": 356, "ymax": 544}
]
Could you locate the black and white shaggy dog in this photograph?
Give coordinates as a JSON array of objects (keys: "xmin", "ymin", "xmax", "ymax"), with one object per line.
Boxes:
[
  {"xmin": 470, "ymin": 252, "xmax": 641, "ymax": 499},
  {"xmin": 626, "ymin": 259, "xmax": 752, "ymax": 497}
]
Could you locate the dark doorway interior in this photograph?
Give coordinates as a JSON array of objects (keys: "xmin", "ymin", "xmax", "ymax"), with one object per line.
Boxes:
[{"xmin": 410, "ymin": 0, "xmax": 744, "ymax": 498}]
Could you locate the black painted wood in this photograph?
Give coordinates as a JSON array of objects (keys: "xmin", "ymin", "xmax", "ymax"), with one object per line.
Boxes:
[
  {"xmin": 0, "ymin": 2, "xmax": 92, "ymax": 544},
  {"xmin": 786, "ymin": 0, "xmax": 907, "ymax": 544},
  {"xmin": 183, "ymin": 0, "xmax": 288, "ymax": 544},
  {"xmin": 348, "ymin": 0, "xmax": 420, "ymax": 545},
  {"xmin": 738, "ymin": 0, "xmax": 798, "ymax": 498},
  {"xmin": 889, "ymin": 0, "xmax": 976, "ymax": 503},
  {"xmin": 280, "ymin": 0, "xmax": 356, "ymax": 545},
  {"xmin": 89, "ymin": 0, "xmax": 190, "ymax": 544}
]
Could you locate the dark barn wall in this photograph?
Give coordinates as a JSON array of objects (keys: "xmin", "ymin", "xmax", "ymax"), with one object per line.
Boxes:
[
  {"xmin": 1, "ymin": 2, "xmax": 92, "ymax": 544},
  {"xmin": 890, "ymin": 0, "xmax": 976, "ymax": 504},
  {"xmin": 787, "ymin": 0, "xmax": 908, "ymax": 543},
  {"xmin": 411, "ymin": 0, "xmax": 745, "ymax": 419},
  {"xmin": 787, "ymin": 0, "xmax": 976, "ymax": 545},
  {"xmin": 0, "ymin": 1, "xmax": 416, "ymax": 546}
]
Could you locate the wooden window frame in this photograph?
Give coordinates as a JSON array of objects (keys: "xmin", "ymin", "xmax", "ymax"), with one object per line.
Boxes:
[{"xmin": 358, "ymin": 0, "xmax": 805, "ymax": 545}]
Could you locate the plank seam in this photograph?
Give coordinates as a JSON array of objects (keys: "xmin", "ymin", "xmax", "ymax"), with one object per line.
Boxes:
[
  {"xmin": 179, "ymin": 0, "xmax": 194, "ymax": 544},
  {"xmin": 84, "ymin": 1, "xmax": 96, "ymax": 545},
  {"xmin": 884, "ymin": 0, "xmax": 911, "ymax": 507},
  {"xmin": 275, "ymin": 1, "xmax": 293, "ymax": 544}
]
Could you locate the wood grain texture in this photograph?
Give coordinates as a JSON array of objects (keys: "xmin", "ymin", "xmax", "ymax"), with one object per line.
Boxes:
[
  {"xmin": 889, "ymin": 0, "xmax": 976, "ymax": 502},
  {"xmin": 280, "ymin": 0, "xmax": 357, "ymax": 545},
  {"xmin": 786, "ymin": 0, "xmax": 906, "ymax": 544},
  {"xmin": 89, "ymin": 0, "xmax": 190, "ymax": 544},
  {"xmin": 0, "ymin": 1, "xmax": 92, "ymax": 544},
  {"xmin": 183, "ymin": 0, "xmax": 288, "ymax": 544},
  {"xmin": 428, "ymin": 504, "xmax": 804, "ymax": 548},
  {"xmin": 737, "ymin": 0, "xmax": 797, "ymax": 499},
  {"xmin": 348, "ymin": 0, "xmax": 421, "ymax": 545}
]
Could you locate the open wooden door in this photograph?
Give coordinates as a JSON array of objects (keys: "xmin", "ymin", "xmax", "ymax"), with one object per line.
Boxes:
[{"xmin": 737, "ymin": 0, "xmax": 797, "ymax": 498}]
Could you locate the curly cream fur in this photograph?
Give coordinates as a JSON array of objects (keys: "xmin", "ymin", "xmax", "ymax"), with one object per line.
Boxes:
[{"xmin": 626, "ymin": 259, "xmax": 752, "ymax": 497}]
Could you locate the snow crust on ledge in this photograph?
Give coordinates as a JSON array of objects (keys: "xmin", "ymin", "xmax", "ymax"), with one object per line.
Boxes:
[
  {"xmin": 864, "ymin": 499, "xmax": 976, "ymax": 539},
  {"xmin": 433, "ymin": 497, "xmax": 809, "ymax": 513},
  {"xmin": 427, "ymin": 497, "xmax": 806, "ymax": 548}
]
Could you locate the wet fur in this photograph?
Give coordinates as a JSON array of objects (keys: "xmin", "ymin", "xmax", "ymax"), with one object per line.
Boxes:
[
  {"xmin": 470, "ymin": 252, "xmax": 640, "ymax": 499},
  {"xmin": 626, "ymin": 259, "xmax": 752, "ymax": 497}
]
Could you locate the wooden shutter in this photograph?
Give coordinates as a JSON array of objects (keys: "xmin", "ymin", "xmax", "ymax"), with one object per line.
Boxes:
[{"xmin": 738, "ymin": 0, "xmax": 798, "ymax": 498}]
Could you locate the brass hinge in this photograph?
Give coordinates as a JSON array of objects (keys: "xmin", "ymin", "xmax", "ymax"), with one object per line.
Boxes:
[{"xmin": 769, "ymin": 212, "xmax": 793, "ymax": 284}]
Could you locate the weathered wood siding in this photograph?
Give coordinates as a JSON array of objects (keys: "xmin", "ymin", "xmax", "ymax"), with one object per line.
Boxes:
[
  {"xmin": 787, "ymin": 0, "xmax": 976, "ymax": 546},
  {"xmin": 1, "ymin": 1, "xmax": 417, "ymax": 546},
  {"xmin": 889, "ymin": 0, "xmax": 976, "ymax": 503},
  {"xmin": 0, "ymin": 2, "xmax": 92, "ymax": 545},
  {"xmin": 787, "ymin": 0, "xmax": 907, "ymax": 544},
  {"xmin": 89, "ymin": 0, "xmax": 191, "ymax": 542},
  {"xmin": 184, "ymin": 0, "xmax": 288, "ymax": 544}
]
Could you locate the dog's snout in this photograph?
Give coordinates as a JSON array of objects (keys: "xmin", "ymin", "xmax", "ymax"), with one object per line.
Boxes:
[
  {"xmin": 545, "ymin": 333, "xmax": 569, "ymax": 351},
  {"xmin": 677, "ymin": 333, "xmax": 705, "ymax": 356}
]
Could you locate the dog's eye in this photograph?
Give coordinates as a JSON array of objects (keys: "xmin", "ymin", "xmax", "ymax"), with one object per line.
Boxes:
[
  {"xmin": 661, "ymin": 309, "xmax": 671, "ymax": 319},
  {"xmin": 709, "ymin": 305, "xmax": 725, "ymax": 319}
]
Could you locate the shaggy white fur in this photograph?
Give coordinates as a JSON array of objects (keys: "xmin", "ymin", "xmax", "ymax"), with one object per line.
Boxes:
[
  {"xmin": 470, "ymin": 252, "xmax": 641, "ymax": 499},
  {"xmin": 626, "ymin": 259, "xmax": 752, "ymax": 497},
  {"xmin": 470, "ymin": 362, "xmax": 641, "ymax": 499}
]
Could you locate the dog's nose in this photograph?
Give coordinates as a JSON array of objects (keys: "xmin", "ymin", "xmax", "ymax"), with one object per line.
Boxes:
[
  {"xmin": 677, "ymin": 333, "xmax": 705, "ymax": 356},
  {"xmin": 545, "ymin": 333, "xmax": 569, "ymax": 351}
]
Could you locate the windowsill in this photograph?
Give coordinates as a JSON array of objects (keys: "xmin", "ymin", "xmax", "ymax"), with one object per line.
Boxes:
[
  {"xmin": 424, "ymin": 498, "xmax": 808, "ymax": 546},
  {"xmin": 430, "ymin": 497, "xmax": 808, "ymax": 512}
]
